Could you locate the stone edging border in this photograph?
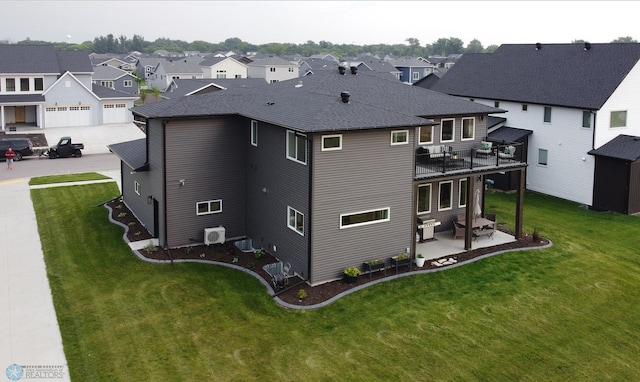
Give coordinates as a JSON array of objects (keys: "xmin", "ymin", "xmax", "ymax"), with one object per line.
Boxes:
[{"xmin": 105, "ymin": 202, "xmax": 553, "ymax": 310}]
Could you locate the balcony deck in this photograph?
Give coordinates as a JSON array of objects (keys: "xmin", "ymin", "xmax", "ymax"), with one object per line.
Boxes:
[{"xmin": 415, "ymin": 143, "xmax": 526, "ymax": 179}]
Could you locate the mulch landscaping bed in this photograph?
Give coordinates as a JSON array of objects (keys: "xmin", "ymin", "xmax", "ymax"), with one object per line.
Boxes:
[{"xmin": 105, "ymin": 198, "xmax": 549, "ymax": 308}]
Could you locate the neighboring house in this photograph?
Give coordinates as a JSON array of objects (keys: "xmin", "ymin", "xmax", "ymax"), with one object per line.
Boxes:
[
  {"xmin": 199, "ymin": 56, "xmax": 248, "ymax": 79},
  {"xmin": 431, "ymin": 43, "xmax": 640, "ymax": 209},
  {"xmin": 386, "ymin": 56, "xmax": 437, "ymax": 84},
  {"xmin": 247, "ymin": 55, "xmax": 298, "ymax": 83},
  {"xmin": 162, "ymin": 78, "xmax": 267, "ymax": 99},
  {"xmin": 89, "ymin": 54, "xmax": 136, "ymax": 72},
  {"xmin": 147, "ymin": 59, "xmax": 204, "ymax": 92},
  {"xmin": 588, "ymin": 134, "xmax": 640, "ymax": 214},
  {"xmin": 91, "ymin": 84, "xmax": 138, "ymax": 124},
  {"xmin": 308, "ymin": 53, "xmax": 339, "ymax": 62},
  {"xmin": 135, "ymin": 57, "xmax": 167, "ymax": 81},
  {"xmin": 0, "ymin": 44, "xmax": 135, "ymax": 130},
  {"xmin": 92, "ymin": 65, "xmax": 140, "ymax": 95},
  {"xmin": 109, "ymin": 70, "xmax": 527, "ymax": 286}
]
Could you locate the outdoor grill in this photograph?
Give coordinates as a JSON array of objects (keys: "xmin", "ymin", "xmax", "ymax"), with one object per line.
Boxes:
[{"xmin": 417, "ymin": 218, "xmax": 441, "ymax": 242}]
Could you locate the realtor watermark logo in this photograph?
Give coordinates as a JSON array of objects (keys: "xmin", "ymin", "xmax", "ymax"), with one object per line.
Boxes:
[{"xmin": 5, "ymin": 364, "xmax": 65, "ymax": 381}]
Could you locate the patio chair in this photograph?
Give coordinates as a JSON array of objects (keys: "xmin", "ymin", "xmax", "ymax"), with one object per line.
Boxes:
[
  {"xmin": 476, "ymin": 141, "xmax": 493, "ymax": 157},
  {"xmin": 498, "ymin": 145, "xmax": 516, "ymax": 160},
  {"xmin": 452, "ymin": 219, "xmax": 465, "ymax": 239},
  {"xmin": 474, "ymin": 213, "xmax": 496, "ymax": 240}
]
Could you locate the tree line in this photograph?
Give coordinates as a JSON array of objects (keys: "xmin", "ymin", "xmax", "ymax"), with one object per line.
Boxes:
[{"xmin": 13, "ymin": 35, "xmax": 638, "ymax": 58}]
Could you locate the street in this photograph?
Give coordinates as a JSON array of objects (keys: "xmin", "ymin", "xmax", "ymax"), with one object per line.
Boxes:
[{"xmin": 0, "ymin": 152, "xmax": 121, "ymax": 182}]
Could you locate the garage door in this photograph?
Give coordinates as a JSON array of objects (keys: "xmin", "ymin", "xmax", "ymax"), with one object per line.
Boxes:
[
  {"xmin": 45, "ymin": 105, "xmax": 92, "ymax": 127},
  {"xmin": 103, "ymin": 103, "xmax": 129, "ymax": 124}
]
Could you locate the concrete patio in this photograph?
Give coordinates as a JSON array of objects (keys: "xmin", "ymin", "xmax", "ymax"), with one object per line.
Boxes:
[{"xmin": 416, "ymin": 228, "xmax": 516, "ymax": 261}]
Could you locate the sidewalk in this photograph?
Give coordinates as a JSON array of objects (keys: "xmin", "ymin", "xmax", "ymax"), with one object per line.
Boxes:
[{"xmin": 0, "ymin": 171, "xmax": 121, "ymax": 382}]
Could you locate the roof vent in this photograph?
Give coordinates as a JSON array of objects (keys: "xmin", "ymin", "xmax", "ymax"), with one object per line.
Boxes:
[
  {"xmin": 295, "ymin": 80, "xmax": 303, "ymax": 88},
  {"xmin": 350, "ymin": 66, "xmax": 358, "ymax": 75},
  {"xmin": 340, "ymin": 91, "xmax": 350, "ymax": 103},
  {"xmin": 584, "ymin": 42, "xmax": 592, "ymax": 51},
  {"xmin": 535, "ymin": 42, "xmax": 542, "ymax": 50},
  {"xmin": 338, "ymin": 65, "xmax": 346, "ymax": 75}
]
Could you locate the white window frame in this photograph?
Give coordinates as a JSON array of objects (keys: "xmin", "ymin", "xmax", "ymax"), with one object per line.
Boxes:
[
  {"xmin": 251, "ymin": 120, "xmax": 258, "ymax": 147},
  {"xmin": 461, "ymin": 117, "xmax": 475, "ymax": 140},
  {"xmin": 440, "ymin": 118, "xmax": 455, "ymax": 143},
  {"xmin": 610, "ymin": 110, "xmax": 627, "ymax": 128},
  {"xmin": 538, "ymin": 148, "xmax": 548, "ymax": 166},
  {"xmin": 412, "ymin": 71, "xmax": 420, "ymax": 81},
  {"xmin": 522, "ymin": 104, "xmax": 528, "ymax": 112},
  {"xmin": 417, "ymin": 184, "xmax": 431, "ymax": 214},
  {"xmin": 196, "ymin": 199, "xmax": 222, "ymax": 216},
  {"xmin": 123, "ymin": 80, "xmax": 132, "ymax": 87},
  {"xmin": 134, "ymin": 181, "xmax": 141, "ymax": 196},
  {"xmin": 286, "ymin": 130, "xmax": 307, "ymax": 164},
  {"xmin": 391, "ymin": 130, "xmax": 409, "ymax": 145},
  {"xmin": 438, "ymin": 181, "xmax": 453, "ymax": 211},
  {"xmin": 287, "ymin": 206, "xmax": 305, "ymax": 236},
  {"xmin": 544, "ymin": 106, "xmax": 552, "ymax": 123},
  {"xmin": 340, "ymin": 207, "xmax": 390, "ymax": 229},
  {"xmin": 419, "ymin": 125, "xmax": 433, "ymax": 145},
  {"xmin": 458, "ymin": 179, "xmax": 467, "ymax": 208},
  {"xmin": 321, "ymin": 134, "xmax": 342, "ymax": 151},
  {"xmin": 582, "ymin": 111, "xmax": 591, "ymax": 128}
]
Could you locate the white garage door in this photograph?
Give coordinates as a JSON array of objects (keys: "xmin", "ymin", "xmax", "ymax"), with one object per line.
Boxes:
[
  {"xmin": 103, "ymin": 103, "xmax": 129, "ymax": 124},
  {"xmin": 45, "ymin": 105, "xmax": 92, "ymax": 128}
]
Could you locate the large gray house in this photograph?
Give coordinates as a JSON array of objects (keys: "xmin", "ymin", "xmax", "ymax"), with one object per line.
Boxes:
[{"xmin": 110, "ymin": 68, "xmax": 527, "ymax": 285}]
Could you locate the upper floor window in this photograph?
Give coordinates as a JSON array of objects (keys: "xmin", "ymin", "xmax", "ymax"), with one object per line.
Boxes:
[
  {"xmin": 440, "ymin": 119, "xmax": 455, "ymax": 142},
  {"xmin": 544, "ymin": 106, "xmax": 552, "ymax": 123},
  {"xmin": 101, "ymin": 80, "xmax": 114, "ymax": 88},
  {"xmin": 610, "ymin": 110, "xmax": 627, "ymax": 128},
  {"xmin": 20, "ymin": 78, "xmax": 29, "ymax": 91},
  {"xmin": 522, "ymin": 104, "xmax": 528, "ymax": 111},
  {"xmin": 216, "ymin": 70, "xmax": 227, "ymax": 79},
  {"xmin": 322, "ymin": 134, "xmax": 342, "ymax": 151},
  {"xmin": 251, "ymin": 120, "xmax": 258, "ymax": 147},
  {"xmin": 582, "ymin": 111, "xmax": 591, "ymax": 128},
  {"xmin": 538, "ymin": 148, "xmax": 548, "ymax": 166},
  {"xmin": 438, "ymin": 181, "xmax": 453, "ymax": 211},
  {"xmin": 134, "ymin": 181, "xmax": 141, "ymax": 196},
  {"xmin": 123, "ymin": 80, "xmax": 132, "ymax": 87},
  {"xmin": 419, "ymin": 125, "xmax": 433, "ymax": 144},
  {"xmin": 417, "ymin": 184, "xmax": 431, "ymax": 214},
  {"xmin": 196, "ymin": 199, "xmax": 222, "ymax": 215},
  {"xmin": 270, "ymin": 67, "xmax": 276, "ymax": 72},
  {"xmin": 286, "ymin": 130, "xmax": 306, "ymax": 164},
  {"xmin": 391, "ymin": 130, "xmax": 408, "ymax": 145},
  {"xmin": 412, "ymin": 71, "xmax": 419, "ymax": 81},
  {"xmin": 6, "ymin": 78, "xmax": 15, "ymax": 92},
  {"xmin": 288, "ymin": 67, "xmax": 294, "ymax": 72},
  {"xmin": 461, "ymin": 117, "xmax": 475, "ymax": 140},
  {"xmin": 494, "ymin": 101, "xmax": 500, "ymax": 108},
  {"xmin": 340, "ymin": 207, "xmax": 390, "ymax": 229}
]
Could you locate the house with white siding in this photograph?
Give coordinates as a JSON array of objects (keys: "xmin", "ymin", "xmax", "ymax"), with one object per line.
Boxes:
[
  {"xmin": 431, "ymin": 43, "xmax": 640, "ymax": 208},
  {"xmin": 247, "ymin": 55, "xmax": 298, "ymax": 83},
  {"xmin": 199, "ymin": 56, "xmax": 248, "ymax": 79},
  {"xmin": 109, "ymin": 68, "xmax": 528, "ymax": 286}
]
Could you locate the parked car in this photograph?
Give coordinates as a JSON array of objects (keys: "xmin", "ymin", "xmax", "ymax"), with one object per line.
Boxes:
[{"xmin": 0, "ymin": 138, "xmax": 34, "ymax": 161}]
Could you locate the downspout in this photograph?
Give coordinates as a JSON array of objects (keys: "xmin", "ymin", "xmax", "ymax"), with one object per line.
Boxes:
[
  {"xmin": 162, "ymin": 119, "xmax": 173, "ymax": 263},
  {"xmin": 591, "ymin": 111, "xmax": 597, "ymax": 149},
  {"xmin": 306, "ymin": 135, "xmax": 313, "ymax": 282}
]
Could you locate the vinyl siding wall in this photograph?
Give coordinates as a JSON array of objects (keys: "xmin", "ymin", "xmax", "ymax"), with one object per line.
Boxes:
[
  {"xmin": 310, "ymin": 128, "xmax": 414, "ymax": 285},
  {"xmin": 474, "ymin": 98, "xmax": 594, "ymax": 206},
  {"xmin": 245, "ymin": 123, "xmax": 310, "ymax": 279},
  {"xmin": 164, "ymin": 117, "xmax": 247, "ymax": 247},
  {"xmin": 148, "ymin": 119, "xmax": 166, "ymax": 242},
  {"xmin": 120, "ymin": 161, "xmax": 155, "ymax": 235}
]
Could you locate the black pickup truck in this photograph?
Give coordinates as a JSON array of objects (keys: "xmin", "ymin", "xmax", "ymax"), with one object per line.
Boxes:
[{"xmin": 44, "ymin": 136, "xmax": 84, "ymax": 158}]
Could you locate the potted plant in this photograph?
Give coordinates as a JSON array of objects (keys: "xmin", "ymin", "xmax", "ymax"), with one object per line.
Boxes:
[
  {"xmin": 451, "ymin": 151, "xmax": 459, "ymax": 160},
  {"xmin": 390, "ymin": 252, "xmax": 411, "ymax": 273},
  {"xmin": 343, "ymin": 267, "xmax": 361, "ymax": 284},
  {"xmin": 363, "ymin": 259, "xmax": 386, "ymax": 280},
  {"xmin": 415, "ymin": 253, "xmax": 426, "ymax": 268}
]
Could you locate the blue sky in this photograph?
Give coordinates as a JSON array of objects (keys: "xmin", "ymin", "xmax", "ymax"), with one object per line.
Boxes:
[{"xmin": 2, "ymin": 1, "xmax": 638, "ymax": 47}]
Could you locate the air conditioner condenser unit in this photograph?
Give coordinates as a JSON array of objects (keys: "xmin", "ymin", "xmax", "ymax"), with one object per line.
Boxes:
[{"xmin": 204, "ymin": 227, "xmax": 225, "ymax": 245}]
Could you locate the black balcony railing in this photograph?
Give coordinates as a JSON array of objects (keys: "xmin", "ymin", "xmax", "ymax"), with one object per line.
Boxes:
[{"xmin": 415, "ymin": 143, "xmax": 525, "ymax": 177}]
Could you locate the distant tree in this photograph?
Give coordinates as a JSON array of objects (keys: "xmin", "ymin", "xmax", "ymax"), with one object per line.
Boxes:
[
  {"xmin": 485, "ymin": 44, "xmax": 499, "ymax": 53},
  {"xmin": 465, "ymin": 39, "xmax": 484, "ymax": 53},
  {"xmin": 405, "ymin": 37, "xmax": 421, "ymax": 55},
  {"xmin": 611, "ymin": 36, "xmax": 637, "ymax": 43}
]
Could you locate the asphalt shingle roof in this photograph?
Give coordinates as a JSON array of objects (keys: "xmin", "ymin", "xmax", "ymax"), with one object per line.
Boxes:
[
  {"xmin": 588, "ymin": 134, "xmax": 640, "ymax": 161},
  {"xmin": 108, "ymin": 138, "xmax": 147, "ymax": 170},
  {"xmin": 431, "ymin": 43, "xmax": 640, "ymax": 110},
  {"xmin": 132, "ymin": 70, "xmax": 502, "ymax": 132}
]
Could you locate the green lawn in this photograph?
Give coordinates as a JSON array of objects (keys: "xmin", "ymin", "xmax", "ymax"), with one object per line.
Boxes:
[{"xmin": 31, "ymin": 181, "xmax": 640, "ymax": 381}]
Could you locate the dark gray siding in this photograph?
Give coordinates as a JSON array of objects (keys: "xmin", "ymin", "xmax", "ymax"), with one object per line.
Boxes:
[
  {"xmin": 629, "ymin": 161, "xmax": 640, "ymax": 214},
  {"xmin": 164, "ymin": 117, "xmax": 247, "ymax": 247},
  {"xmin": 121, "ymin": 162, "xmax": 155, "ymax": 235},
  {"xmin": 246, "ymin": 122, "xmax": 310, "ymax": 279},
  {"xmin": 417, "ymin": 176, "xmax": 483, "ymax": 233},
  {"xmin": 148, "ymin": 119, "xmax": 166, "ymax": 243},
  {"xmin": 310, "ymin": 129, "xmax": 414, "ymax": 285}
]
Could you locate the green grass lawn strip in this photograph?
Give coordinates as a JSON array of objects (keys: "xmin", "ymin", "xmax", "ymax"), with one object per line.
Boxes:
[
  {"xmin": 31, "ymin": 184, "xmax": 640, "ymax": 381},
  {"xmin": 29, "ymin": 172, "xmax": 110, "ymax": 186}
]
